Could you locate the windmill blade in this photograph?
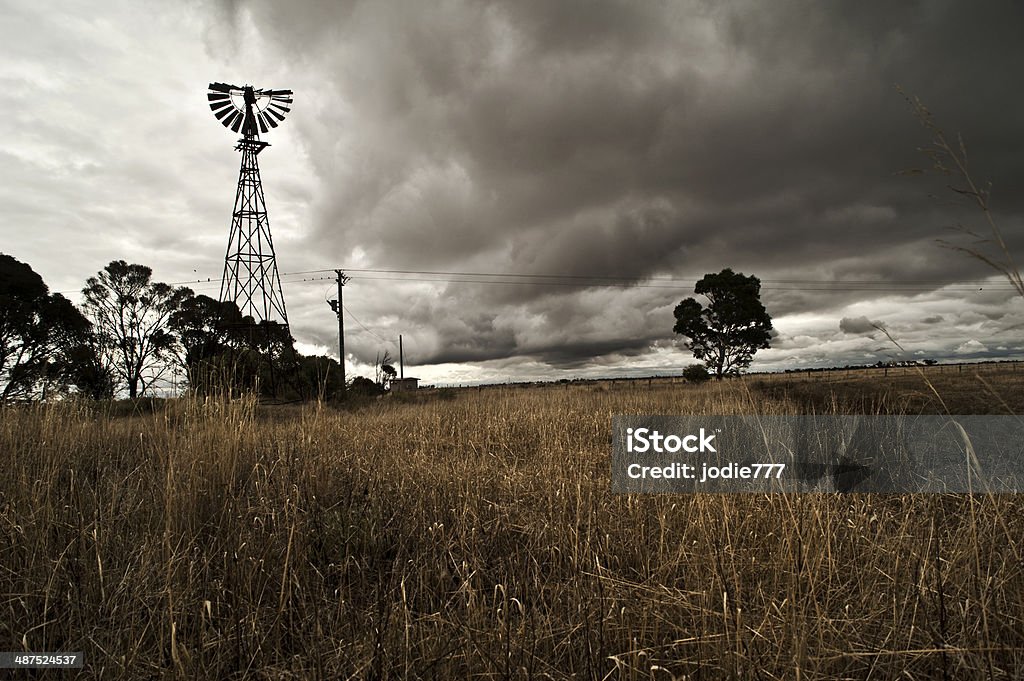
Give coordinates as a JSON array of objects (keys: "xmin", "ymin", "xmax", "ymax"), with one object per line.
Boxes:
[
  {"xmin": 253, "ymin": 88, "xmax": 291, "ymax": 97},
  {"xmin": 253, "ymin": 92, "xmax": 292, "ymax": 107},
  {"xmin": 208, "ymin": 85, "xmax": 243, "ymax": 127},
  {"xmin": 208, "ymin": 83, "xmax": 290, "ymax": 135},
  {"xmin": 261, "ymin": 111, "xmax": 279, "ymax": 128}
]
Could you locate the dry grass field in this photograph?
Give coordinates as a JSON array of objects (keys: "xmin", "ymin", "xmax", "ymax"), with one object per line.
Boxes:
[{"xmin": 2, "ymin": 368, "xmax": 1023, "ymax": 679}]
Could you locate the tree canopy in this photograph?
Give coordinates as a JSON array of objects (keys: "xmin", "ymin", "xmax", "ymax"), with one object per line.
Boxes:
[
  {"xmin": 673, "ymin": 268, "xmax": 773, "ymax": 379},
  {"xmin": 0, "ymin": 253, "xmax": 106, "ymax": 400},
  {"xmin": 82, "ymin": 260, "xmax": 189, "ymax": 399},
  {"xmin": 1, "ymin": 254, "xmax": 348, "ymax": 402}
]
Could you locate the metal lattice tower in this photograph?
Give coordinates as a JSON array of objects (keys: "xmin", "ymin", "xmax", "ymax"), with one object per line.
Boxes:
[{"xmin": 207, "ymin": 82, "xmax": 293, "ymax": 327}]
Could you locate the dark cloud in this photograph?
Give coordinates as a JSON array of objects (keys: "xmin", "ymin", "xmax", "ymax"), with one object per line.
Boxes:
[
  {"xmin": 6, "ymin": 1, "xmax": 1024, "ymax": 382},
  {"xmin": 840, "ymin": 316, "xmax": 885, "ymax": 335},
  {"xmin": 199, "ymin": 0, "xmax": 1024, "ymax": 376}
]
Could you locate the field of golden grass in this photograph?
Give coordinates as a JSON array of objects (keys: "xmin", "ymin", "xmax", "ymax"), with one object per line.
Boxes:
[{"xmin": 2, "ymin": 370, "xmax": 1023, "ymax": 679}]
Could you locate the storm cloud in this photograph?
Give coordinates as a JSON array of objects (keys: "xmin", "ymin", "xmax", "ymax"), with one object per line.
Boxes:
[
  {"xmin": 4, "ymin": 0, "xmax": 1024, "ymax": 382},
  {"xmin": 840, "ymin": 317, "xmax": 884, "ymax": 336}
]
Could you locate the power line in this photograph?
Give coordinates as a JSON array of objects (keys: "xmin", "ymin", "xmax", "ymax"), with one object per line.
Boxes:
[
  {"xmin": 56, "ymin": 267, "xmax": 1020, "ymax": 295},
  {"xmin": 343, "ymin": 303, "xmax": 392, "ymax": 345},
  {"xmin": 337, "ymin": 275, "xmax": 1007, "ymax": 292},
  {"xmin": 281, "ymin": 266, "xmax": 1016, "ymax": 287}
]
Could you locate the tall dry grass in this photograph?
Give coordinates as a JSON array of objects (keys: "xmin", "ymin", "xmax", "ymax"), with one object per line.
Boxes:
[{"xmin": 1, "ymin": 378, "xmax": 1023, "ymax": 679}]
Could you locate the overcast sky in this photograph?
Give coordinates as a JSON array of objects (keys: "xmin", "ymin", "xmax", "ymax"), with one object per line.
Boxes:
[{"xmin": 3, "ymin": 0, "xmax": 1023, "ymax": 384}]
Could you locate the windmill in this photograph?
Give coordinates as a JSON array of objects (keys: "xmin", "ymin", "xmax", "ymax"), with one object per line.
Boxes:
[
  {"xmin": 208, "ymin": 82, "xmax": 296, "ymax": 394},
  {"xmin": 207, "ymin": 82, "xmax": 293, "ymax": 327}
]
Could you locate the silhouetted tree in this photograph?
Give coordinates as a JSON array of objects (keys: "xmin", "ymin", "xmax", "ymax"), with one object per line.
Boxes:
[
  {"xmin": 169, "ymin": 288, "xmax": 308, "ymax": 398},
  {"xmin": 82, "ymin": 260, "xmax": 189, "ymax": 399},
  {"xmin": 0, "ymin": 253, "xmax": 102, "ymax": 401},
  {"xmin": 169, "ymin": 290, "xmax": 246, "ymax": 392},
  {"xmin": 296, "ymin": 354, "xmax": 345, "ymax": 400},
  {"xmin": 673, "ymin": 268, "xmax": 773, "ymax": 379},
  {"xmin": 63, "ymin": 343, "xmax": 116, "ymax": 399}
]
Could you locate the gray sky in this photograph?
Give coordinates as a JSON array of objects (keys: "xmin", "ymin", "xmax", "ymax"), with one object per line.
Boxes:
[{"xmin": 3, "ymin": 0, "xmax": 1023, "ymax": 384}]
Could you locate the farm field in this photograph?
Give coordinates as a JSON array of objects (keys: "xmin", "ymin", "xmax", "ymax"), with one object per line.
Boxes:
[{"xmin": 2, "ymin": 369, "xmax": 1023, "ymax": 679}]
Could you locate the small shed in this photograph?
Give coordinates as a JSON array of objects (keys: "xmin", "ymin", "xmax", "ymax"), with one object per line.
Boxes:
[{"xmin": 390, "ymin": 377, "xmax": 419, "ymax": 393}]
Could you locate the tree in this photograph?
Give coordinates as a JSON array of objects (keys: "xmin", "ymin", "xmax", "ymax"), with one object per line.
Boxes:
[
  {"xmin": 82, "ymin": 261, "xmax": 189, "ymax": 399},
  {"xmin": 168, "ymin": 289, "xmax": 307, "ymax": 398},
  {"xmin": 673, "ymin": 268, "xmax": 773, "ymax": 379},
  {"xmin": 374, "ymin": 350, "xmax": 395, "ymax": 390},
  {"xmin": 296, "ymin": 354, "xmax": 345, "ymax": 401},
  {"xmin": 0, "ymin": 253, "xmax": 102, "ymax": 401},
  {"xmin": 169, "ymin": 290, "xmax": 246, "ymax": 393},
  {"xmin": 63, "ymin": 343, "xmax": 117, "ymax": 399}
]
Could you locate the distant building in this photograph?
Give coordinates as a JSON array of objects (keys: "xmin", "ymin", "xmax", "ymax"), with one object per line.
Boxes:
[{"xmin": 390, "ymin": 377, "xmax": 419, "ymax": 392}]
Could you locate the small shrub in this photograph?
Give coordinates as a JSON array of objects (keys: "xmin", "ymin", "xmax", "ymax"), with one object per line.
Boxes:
[
  {"xmin": 348, "ymin": 376, "xmax": 384, "ymax": 396},
  {"xmin": 682, "ymin": 364, "xmax": 711, "ymax": 383}
]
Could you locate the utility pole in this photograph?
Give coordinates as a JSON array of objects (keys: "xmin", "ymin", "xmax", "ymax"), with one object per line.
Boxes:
[
  {"xmin": 399, "ymin": 334, "xmax": 404, "ymax": 380},
  {"xmin": 328, "ymin": 269, "xmax": 349, "ymax": 395}
]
